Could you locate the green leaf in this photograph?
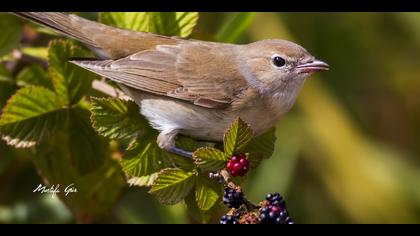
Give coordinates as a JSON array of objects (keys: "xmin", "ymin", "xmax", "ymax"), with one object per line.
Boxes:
[
  {"xmin": 216, "ymin": 12, "xmax": 256, "ymax": 43},
  {"xmin": 33, "ymin": 147, "xmax": 125, "ymax": 222},
  {"xmin": 121, "ymin": 130, "xmax": 166, "ymax": 177},
  {"xmin": 185, "ymin": 191, "xmax": 223, "ymax": 224},
  {"xmin": 0, "ymin": 64, "xmax": 13, "ymax": 83},
  {"xmin": 21, "ymin": 47, "xmax": 48, "ymax": 60},
  {"xmin": 195, "ymin": 176, "xmax": 221, "ymax": 211},
  {"xmin": 90, "ymin": 98, "xmax": 148, "ymax": 143},
  {"xmin": 0, "ymin": 86, "xmax": 65, "ymax": 148},
  {"xmin": 193, "ymin": 147, "xmax": 228, "ymax": 172},
  {"xmin": 176, "ymin": 135, "xmax": 201, "ymax": 151},
  {"xmin": 150, "ymin": 168, "xmax": 196, "ymax": 205},
  {"xmin": 165, "ymin": 136, "xmax": 201, "ymax": 171},
  {"xmin": 223, "ymin": 117, "xmax": 253, "ymax": 156},
  {"xmin": 99, "ymin": 12, "xmax": 198, "ymax": 37},
  {"xmin": 0, "ymin": 65, "xmax": 15, "ymax": 110},
  {"xmin": 127, "ymin": 173, "xmax": 159, "ymax": 187},
  {"xmin": 32, "ymin": 105, "xmax": 124, "ymax": 222},
  {"xmin": 0, "ymin": 13, "xmax": 22, "ymax": 57},
  {"xmin": 99, "ymin": 12, "xmax": 150, "ymax": 32},
  {"xmin": 75, "ymin": 160, "xmax": 124, "ymax": 214},
  {"xmin": 245, "ymin": 128, "xmax": 276, "ymax": 168},
  {"xmin": 48, "ymin": 39, "xmax": 99, "ymax": 105},
  {"xmin": 16, "ymin": 64, "xmax": 53, "ymax": 90},
  {"xmin": 67, "ymin": 108, "xmax": 107, "ymax": 174}
]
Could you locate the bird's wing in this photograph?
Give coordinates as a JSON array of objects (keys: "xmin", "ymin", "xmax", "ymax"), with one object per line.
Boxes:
[{"xmin": 72, "ymin": 42, "xmax": 251, "ymax": 109}]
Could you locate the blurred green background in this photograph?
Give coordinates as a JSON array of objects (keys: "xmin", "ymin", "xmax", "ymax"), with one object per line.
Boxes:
[{"xmin": 1, "ymin": 12, "xmax": 420, "ymax": 224}]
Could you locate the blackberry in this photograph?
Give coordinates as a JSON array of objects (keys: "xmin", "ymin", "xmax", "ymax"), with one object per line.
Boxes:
[
  {"xmin": 220, "ymin": 214, "xmax": 240, "ymax": 224},
  {"xmin": 223, "ymin": 187, "xmax": 245, "ymax": 209},
  {"xmin": 284, "ymin": 216, "xmax": 294, "ymax": 224},
  {"xmin": 266, "ymin": 193, "xmax": 285, "ymax": 207},
  {"xmin": 226, "ymin": 153, "xmax": 250, "ymax": 177},
  {"xmin": 259, "ymin": 192, "xmax": 293, "ymax": 224}
]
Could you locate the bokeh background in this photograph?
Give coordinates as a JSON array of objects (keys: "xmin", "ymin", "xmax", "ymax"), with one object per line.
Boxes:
[{"xmin": 1, "ymin": 12, "xmax": 420, "ymax": 224}]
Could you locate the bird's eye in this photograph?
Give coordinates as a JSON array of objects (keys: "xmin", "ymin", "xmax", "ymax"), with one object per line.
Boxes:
[{"xmin": 272, "ymin": 56, "xmax": 286, "ymax": 67}]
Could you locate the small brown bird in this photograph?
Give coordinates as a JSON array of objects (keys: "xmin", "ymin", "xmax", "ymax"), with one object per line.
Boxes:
[{"xmin": 13, "ymin": 12, "xmax": 329, "ymax": 157}]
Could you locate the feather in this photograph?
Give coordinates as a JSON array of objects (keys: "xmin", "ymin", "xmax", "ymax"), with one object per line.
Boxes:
[{"xmin": 71, "ymin": 42, "xmax": 252, "ymax": 109}]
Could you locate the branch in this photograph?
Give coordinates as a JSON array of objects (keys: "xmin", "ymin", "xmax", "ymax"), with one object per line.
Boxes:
[
  {"xmin": 91, "ymin": 80, "xmax": 131, "ymax": 100},
  {"xmin": 12, "ymin": 49, "xmax": 48, "ymax": 68}
]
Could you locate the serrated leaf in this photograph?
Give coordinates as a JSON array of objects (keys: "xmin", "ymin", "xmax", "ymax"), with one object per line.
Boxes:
[
  {"xmin": 67, "ymin": 108, "xmax": 107, "ymax": 174},
  {"xmin": 0, "ymin": 13, "xmax": 21, "ymax": 56},
  {"xmin": 121, "ymin": 130, "xmax": 166, "ymax": 177},
  {"xmin": 99, "ymin": 12, "xmax": 150, "ymax": 32},
  {"xmin": 195, "ymin": 176, "xmax": 221, "ymax": 211},
  {"xmin": 163, "ymin": 136, "xmax": 200, "ymax": 171},
  {"xmin": 48, "ymin": 39, "xmax": 99, "ymax": 105},
  {"xmin": 223, "ymin": 117, "xmax": 253, "ymax": 156},
  {"xmin": 245, "ymin": 128, "xmax": 276, "ymax": 168},
  {"xmin": 193, "ymin": 147, "xmax": 227, "ymax": 172},
  {"xmin": 185, "ymin": 190, "xmax": 223, "ymax": 224},
  {"xmin": 149, "ymin": 12, "xmax": 199, "ymax": 37},
  {"xmin": 150, "ymin": 168, "xmax": 196, "ymax": 205},
  {"xmin": 127, "ymin": 173, "xmax": 159, "ymax": 187},
  {"xmin": 16, "ymin": 64, "xmax": 53, "ymax": 90},
  {"xmin": 176, "ymin": 135, "xmax": 201, "ymax": 151},
  {"xmin": 33, "ymin": 145, "xmax": 125, "ymax": 222},
  {"xmin": 21, "ymin": 46, "xmax": 48, "ymax": 60},
  {"xmin": 99, "ymin": 12, "xmax": 198, "ymax": 37},
  {"xmin": 0, "ymin": 86, "xmax": 65, "ymax": 148},
  {"xmin": 90, "ymin": 98, "xmax": 148, "ymax": 142},
  {"xmin": 163, "ymin": 153, "xmax": 196, "ymax": 172}
]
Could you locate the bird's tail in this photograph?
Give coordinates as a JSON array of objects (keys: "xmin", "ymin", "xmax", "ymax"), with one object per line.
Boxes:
[
  {"xmin": 12, "ymin": 12, "xmax": 177, "ymax": 59},
  {"xmin": 13, "ymin": 12, "xmax": 103, "ymax": 52}
]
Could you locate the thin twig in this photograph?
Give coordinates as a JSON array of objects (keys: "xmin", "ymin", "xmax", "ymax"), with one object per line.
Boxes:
[
  {"xmin": 12, "ymin": 49, "xmax": 48, "ymax": 68},
  {"xmin": 91, "ymin": 80, "xmax": 131, "ymax": 100}
]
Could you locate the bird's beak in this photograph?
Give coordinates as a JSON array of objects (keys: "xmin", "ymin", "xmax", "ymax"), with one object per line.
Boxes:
[{"xmin": 296, "ymin": 59, "xmax": 329, "ymax": 73}]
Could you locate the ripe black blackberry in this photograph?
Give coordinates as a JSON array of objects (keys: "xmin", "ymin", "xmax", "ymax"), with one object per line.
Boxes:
[
  {"xmin": 259, "ymin": 192, "xmax": 294, "ymax": 224},
  {"xmin": 220, "ymin": 214, "xmax": 240, "ymax": 224},
  {"xmin": 223, "ymin": 187, "xmax": 245, "ymax": 209},
  {"xmin": 266, "ymin": 193, "xmax": 285, "ymax": 207}
]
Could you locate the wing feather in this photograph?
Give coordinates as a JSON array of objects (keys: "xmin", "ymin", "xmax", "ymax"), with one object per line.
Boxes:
[{"xmin": 72, "ymin": 42, "xmax": 252, "ymax": 109}]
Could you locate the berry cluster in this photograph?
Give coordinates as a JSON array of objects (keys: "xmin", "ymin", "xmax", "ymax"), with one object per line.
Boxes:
[
  {"xmin": 226, "ymin": 154, "xmax": 249, "ymax": 177},
  {"xmin": 223, "ymin": 187, "xmax": 245, "ymax": 209},
  {"xmin": 219, "ymin": 214, "xmax": 240, "ymax": 224},
  {"xmin": 259, "ymin": 193, "xmax": 293, "ymax": 224},
  {"xmin": 220, "ymin": 190, "xmax": 294, "ymax": 224}
]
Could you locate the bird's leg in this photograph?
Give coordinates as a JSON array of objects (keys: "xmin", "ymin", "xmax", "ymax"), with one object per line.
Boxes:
[
  {"xmin": 168, "ymin": 147, "xmax": 193, "ymax": 158},
  {"xmin": 157, "ymin": 130, "xmax": 193, "ymax": 158}
]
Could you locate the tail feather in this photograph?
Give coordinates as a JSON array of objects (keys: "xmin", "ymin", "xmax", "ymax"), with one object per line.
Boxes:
[
  {"xmin": 12, "ymin": 12, "xmax": 179, "ymax": 59},
  {"xmin": 13, "ymin": 12, "xmax": 108, "ymax": 57}
]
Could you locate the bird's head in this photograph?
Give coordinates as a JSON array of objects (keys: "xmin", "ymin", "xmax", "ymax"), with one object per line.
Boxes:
[{"xmin": 237, "ymin": 39, "xmax": 329, "ymax": 95}]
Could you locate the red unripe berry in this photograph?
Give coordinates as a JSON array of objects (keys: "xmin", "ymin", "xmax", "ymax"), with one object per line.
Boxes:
[
  {"xmin": 226, "ymin": 162, "xmax": 234, "ymax": 171},
  {"xmin": 226, "ymin": 153, "xmax": 249, "ymax": 177}
]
